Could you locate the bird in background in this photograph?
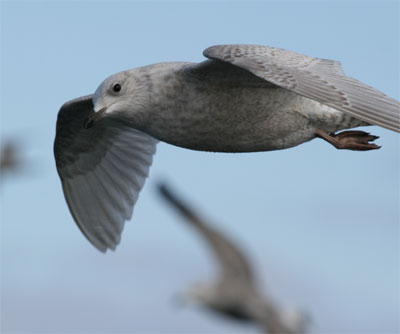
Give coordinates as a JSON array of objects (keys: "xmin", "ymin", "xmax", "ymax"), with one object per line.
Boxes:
[
  {"xmin": 0, "ymin": 140, "xmax": 21, "ymax": 177},
  {"xmin": 54, "ymin": 44, "xmax": 400, "ymax": 252},
  {"xmin": 157, "ymin": 182, "xmax": 309, "ymax": 334}
]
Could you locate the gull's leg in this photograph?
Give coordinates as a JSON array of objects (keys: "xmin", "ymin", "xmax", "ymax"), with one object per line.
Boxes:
[{"xmin": 315, "ymin": 129, "xmax": 381, "ymax": 151}]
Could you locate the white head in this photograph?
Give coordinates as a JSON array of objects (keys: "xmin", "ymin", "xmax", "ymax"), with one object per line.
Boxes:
[{"xmin": 84, "ymin": 69, "xmax": 147, "ymax": 128}]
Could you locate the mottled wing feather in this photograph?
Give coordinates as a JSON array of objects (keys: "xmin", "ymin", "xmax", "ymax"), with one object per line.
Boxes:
[
  {"xmin": 54, "ymin": 95, "xmax": 157, "ymax": 252},
  {"xmin": 204, "ymin": 44, "xmax": 400, "ymax": 132},
  {"xmin": 182, "ymin": 59, "xmax": 277, "ymax": 88},
  {"xmin": 158, "ymin": 184, "xmax": 254, "ymax": 284}
]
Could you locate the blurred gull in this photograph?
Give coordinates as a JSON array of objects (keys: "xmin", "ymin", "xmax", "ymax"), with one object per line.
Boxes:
[
  {"xmin": 157, "ymin": 182, "xmax": 309, "ymax": 333},
  {"xmin": 54, "ymin": 44, "xmax": 400, "ymax": 252},
  {"xmin": 0, "ymin": 140, "xmax": 20, "ymax": 177}
]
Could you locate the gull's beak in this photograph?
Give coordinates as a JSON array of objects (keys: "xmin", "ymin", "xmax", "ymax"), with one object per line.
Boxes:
[{"xmin": 83, "ymin": 107, "xmax": 107, "ymax": 129}]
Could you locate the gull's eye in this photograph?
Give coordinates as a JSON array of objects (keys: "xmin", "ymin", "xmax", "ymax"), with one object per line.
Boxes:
[{"xmin": 113, "ymin": 83, "xmax": 121, "ymax": 92}]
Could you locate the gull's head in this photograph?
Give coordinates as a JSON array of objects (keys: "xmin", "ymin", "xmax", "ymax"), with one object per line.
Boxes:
[
  {"xmin": 183, "ymin": 282, "xmax": 219, "ymax": 307},
  {"xmin": 277, "ymin": 306, "xmax": 311, "ymax": 333},
  {"xmin": 84, "ymin": 70, "xmax": 141, "ymax": 129}
]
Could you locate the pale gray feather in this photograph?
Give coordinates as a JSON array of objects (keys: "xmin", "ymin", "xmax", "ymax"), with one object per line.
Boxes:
[
  {"xmin": 204, "ymin": 44, "xmax": 400, "ymax": 132},
  {"xmin": 54, "ymin": 95, "xmax": 157, "ymax": 252}
]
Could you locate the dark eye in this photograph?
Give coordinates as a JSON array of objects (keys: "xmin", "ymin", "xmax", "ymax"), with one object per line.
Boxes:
[{"xmin": 113, "ymin": 83, "xmax": 121, "ymax": 92}]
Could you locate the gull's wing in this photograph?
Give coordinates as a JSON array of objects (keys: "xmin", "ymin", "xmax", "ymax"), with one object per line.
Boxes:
[
  {"xmin": 182, "ymin": 59, "xmax": 277, "ymax": 88},
  {"xmin": 204, "ymin": 44, "xmax": 400, "ymax": 132},
  {"xmin": 157, "ymin": 183, "xmax": 254, "ymax": 284},
  {"xmin": 54, "ymin": 95, "xmax": 157, "ymax": 252}
]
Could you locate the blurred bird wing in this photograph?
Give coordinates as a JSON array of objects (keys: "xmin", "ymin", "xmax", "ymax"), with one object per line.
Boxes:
[
  {"xmin": 203, "ymin": 44, "xmax": 400, "ymax": 132},
  {"xmin": 158, "ymin": 184, "xmax": 254, "ymax": 283},
  {"xmin": 54, "ymin": 95, "xmax": 157, "ymax": 252},
  {"xmin": 194, "ymin": 218, "xmax": 254, "ymax": 283}
]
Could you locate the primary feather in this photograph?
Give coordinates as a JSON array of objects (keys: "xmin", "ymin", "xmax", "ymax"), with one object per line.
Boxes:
[{"xmin": 54, "ymin": 95, "xmax": 157, "ymax": 252}]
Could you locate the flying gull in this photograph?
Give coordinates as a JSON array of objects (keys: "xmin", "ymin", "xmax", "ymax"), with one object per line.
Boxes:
[
  {"xmin": 0, "ymin": 141, "xmax": 19, "ymax": 174},
  {"xmin": 157, "ymin": 182, "xmax": 309, "ymax": 333},
  {"xmin": 54, "ymin": 44, "xmax": 400, "ymax": 252}
]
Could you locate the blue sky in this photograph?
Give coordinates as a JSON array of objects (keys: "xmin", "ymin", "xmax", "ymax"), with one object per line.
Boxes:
[{"xmin": 1, "ymin": 1, "xmax": 399, "ymax": 333}]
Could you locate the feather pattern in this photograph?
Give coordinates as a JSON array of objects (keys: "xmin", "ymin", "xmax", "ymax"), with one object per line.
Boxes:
[
  {"xmin": 54, "ymin": 95, "xmax": 157, "ymax": 252},
  {"xmin": 204, "ymin": 44, "xmax": 400, "ymax": 132}
]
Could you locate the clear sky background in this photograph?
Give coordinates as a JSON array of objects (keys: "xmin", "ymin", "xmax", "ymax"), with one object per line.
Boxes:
[{"xmin": 1, "ymin": 1, "xmax": 399, "ymax": 333}]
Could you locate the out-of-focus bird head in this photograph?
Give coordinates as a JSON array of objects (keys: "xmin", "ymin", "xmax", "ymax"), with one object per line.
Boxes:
[
  {"xmin": 277, "ymin": 306, "xmax": 311, "ymax": 333},
  {"xmin": 182, "ymin": 281, "xmax": 219, "ymax": 307}
]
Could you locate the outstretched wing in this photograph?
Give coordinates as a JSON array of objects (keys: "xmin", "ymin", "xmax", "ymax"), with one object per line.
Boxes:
[
  {"xmin": 204, "ymin": 44, "xmax": 400, "ymax": 132},
  {"xmin": 158, "ymin": 183, "xmax": 254, "ymax": 284},
  {"xmin": 54, "ymin": 95, "xmax": 157, "ymax": 252}
]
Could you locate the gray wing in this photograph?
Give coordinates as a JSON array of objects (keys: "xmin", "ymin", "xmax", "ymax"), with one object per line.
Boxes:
[
  {"xmin": 182, "ymin": 59, "xmax": 277, "ymax": 88},
  {"xmin": 158, "ymin": 183, "xmax": 254, "ymax": 283},
  {"xmin": 54, "ymin": 95, "xmax": 157, "ymax": 252},
  {"xmin": 204, "ymin": 44, "xmax": 400, "ymax": 132}
]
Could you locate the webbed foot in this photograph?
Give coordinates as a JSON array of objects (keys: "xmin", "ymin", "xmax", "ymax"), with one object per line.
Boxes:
[{"xmin": 315, "ymin": 129, "xmax": 381, "ymax": 151}]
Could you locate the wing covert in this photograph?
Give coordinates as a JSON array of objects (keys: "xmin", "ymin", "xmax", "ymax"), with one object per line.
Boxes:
[{"xmin": 204, "ymin": 44, "xmax": 400, "ymax": 132}]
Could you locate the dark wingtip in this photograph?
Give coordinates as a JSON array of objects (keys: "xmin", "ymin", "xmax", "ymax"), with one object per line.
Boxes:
[
  {"xmin": 156, "ymin": 182, "xmax": 197, "ymax": 221},
  {"xmin": 156, "ymin": 182, "xmax": 178, "ymax": 206}
]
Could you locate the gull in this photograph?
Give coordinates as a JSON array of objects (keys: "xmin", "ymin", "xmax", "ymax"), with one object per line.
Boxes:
[
  {"xmin": 0, "ymin": 140, "xmax": 22, "ymax": 181},
  {"xmin": 157, "ymin": 182, "xmax": 309, "ymax": 333},
  {"xmin": 54, "ymin": 44, "xmax": 400, "ymax": 252},
  {"xmin": 0, "ymin": 141, "xmax": 19, "ymax": 173}
]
